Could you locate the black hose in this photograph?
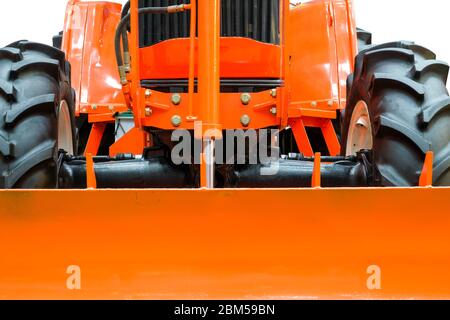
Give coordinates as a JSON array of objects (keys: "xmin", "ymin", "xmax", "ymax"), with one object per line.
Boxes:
[
  {"xmin": 115, "ymin": 6, "xmax": 171, "ymax": 79},
  {"xmin": 121, "ymin": 1, "xmax": 130, "ymax": 20}
]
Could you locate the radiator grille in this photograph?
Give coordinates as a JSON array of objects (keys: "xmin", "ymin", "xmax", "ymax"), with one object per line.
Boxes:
[{"xmin": 138, "ymin": 0, "xmax": 280, "ymax": 47}]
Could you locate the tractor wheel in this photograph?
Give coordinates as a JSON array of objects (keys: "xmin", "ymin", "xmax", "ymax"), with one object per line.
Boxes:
[
  {"xmin": 357, "ymin": 28, "xmax": 372, "ymax": 52},
  {"xmin": 53, "ymin": 31, "xmax": 63, "ymax": 50},
  {"xmin": 0, "ymin": 41, "xmax": 76, "ymax": 189},
  {"xmin": 342, "ymin": 41, "xmax": 450, "ymax": 186}
]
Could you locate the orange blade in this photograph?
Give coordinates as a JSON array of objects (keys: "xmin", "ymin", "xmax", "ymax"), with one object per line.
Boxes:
[{"xmin": 0, "ymin": 188, "xmax": 449, "ymax": 299}]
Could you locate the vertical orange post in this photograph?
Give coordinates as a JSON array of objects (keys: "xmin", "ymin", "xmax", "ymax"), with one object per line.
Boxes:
[
  {"xmin": 84, "ymin": 123, "xmax": 106, "ymax": 156},
  {"xmin": 85, "ymin": 153, "xmax": 97, "ymax": 189},
  {"xmin": 198, "ymin": 0, "xmax": 222, "ymax": 188},
  {"xmin": 419, "ymin": 151, "xmax": 434, "ymax": 187},
  {"xmin": 187, "ymin": 0, "xmax": 197, "ymax": 121},
  {"xmin": 279, "ymin": 0, "xmax": 290, "ymax": 127},
  {"xmin": 312, "ymin": 152, "xmax": 322, "ymax": 188},
  {"xmin": 129, "ymin": 0, "xmax": 143, "ymax": 128}
]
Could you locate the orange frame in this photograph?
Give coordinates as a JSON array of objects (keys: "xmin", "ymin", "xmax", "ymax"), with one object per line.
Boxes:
[{"xmin": 62, "ymin": 0, "xmax": 355, "ymax": 160}]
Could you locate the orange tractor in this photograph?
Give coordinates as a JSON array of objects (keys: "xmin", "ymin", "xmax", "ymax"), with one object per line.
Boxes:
[{"xmin": 0, "ymin": 0, "xmax": 449, "ymax": 299}]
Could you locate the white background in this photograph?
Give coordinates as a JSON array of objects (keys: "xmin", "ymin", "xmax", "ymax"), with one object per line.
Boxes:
[{"xmin": 0, "ymin": 0, "xmax": 449, "ymax": 65}]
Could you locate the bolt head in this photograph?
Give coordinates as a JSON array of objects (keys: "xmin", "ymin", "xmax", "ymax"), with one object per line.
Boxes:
[
  {"xmin": 171, "ymin": 93, "xmax": 182, "ymax": 105},
  {"xmin": 92, "ymin": 104, "xmax": 98, "ymax": 110},
  {"xmin": 109, "ymin": 105, "xmax": 115, "ymax": 112},
  {"xmin": 145, "ymin": 107, "xmax": 152, "ymax": 117},
  {"xmin": 270, "ymin": 89, "xmax": 277, "ymax": 98},
  {"xmin": 328, "ymin": 100, "xmax": 334, "ymax": 107},
  {"xmin": 270, "ymin": 107, "xmax": 277, "ymax": 115},
  {"xmin": 311, "ymin": 101, "xmax": 317, "ymax": 107},
  {"xmin": 145, "ymin": 89, "xmax": 152, "ymax": 98},
  {"xmin": 240, "ymin": 114, "xmax": 251, "ymax": 127},
  {"xmin": 171, "ymin": 115, "xmax": 182, "ymax": 127},
  {"xmin": 240, "ymin": 93, "xmax": 252, "ymax": 105}
]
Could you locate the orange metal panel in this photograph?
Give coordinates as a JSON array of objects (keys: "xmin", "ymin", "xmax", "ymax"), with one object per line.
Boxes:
[
  {"xmin": 139, "ymin": 38, "xmax": 282, "ymax": 80},
  {"xmin": 287, "ymin": 0, "xmax": 355, "ymax": 113},
  {"xmin": 62, "ymin": 1, "xmax": 127, "ymax": 116},
  {"xmin": 109, "ymin": 128, "xmax": 149, "ymax": 157},
  {"xmin": 332, "ymin": 0, "xmax": 358, "ymax": 109},
  {"xmin": 288, "ymin": 0, "xmax": 340, "ymax": 109},
  {"xmin": 0, "ymin": 188, "xmax": 449, "ymax": 299},
  {"xmin": 141, "ymin": 89, "xmax": 278, "ymax": 130}
]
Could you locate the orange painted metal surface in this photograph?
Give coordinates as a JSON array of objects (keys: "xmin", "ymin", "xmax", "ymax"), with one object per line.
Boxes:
[
  {"xmin": 61, "ymin": 0, "xmax": 356, "ymax": 156},
  {"xmin": 109, "ymin": 128, "xmax": 149, "ymax": 157},
  {"xmin": 312, "ymin": 153, "xmax": 322, "ymax": 187},
  {"xmin": 62, "ymin": 1, "xmax": 127, "ymax": 117},
  {"xmin": 287, "ymin": 0, "xmax": 356, "ymax": 154},
  {"xmin": 139, "ymin": 38, "xmax": 282, "ymax": 80},
  {"xmin": 85, "ymin": 153, "xmax": 97, "ymax": 189},
  {"xmin": 84, "ymin": 123, "xmax": 106, "ymax": 156},
  {"xmin": 141, "ymin": 89, "xmax": 278, "ymax": 130},
  {"xmin": 419, "ymin": 152, "xmax": 434, "ymax": 187},
  {"xmin": 0, "ymin": 188, "xmax": 450, "ymax": 299}
]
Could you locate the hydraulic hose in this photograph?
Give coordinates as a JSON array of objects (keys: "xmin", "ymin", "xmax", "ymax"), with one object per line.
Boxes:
[
  {"xmin": 115, "ymin": 4, "xmax": 190, "ymax": 84},
  {"xmin": 121, "ymin": 1, "xmax": 130, "ymax": 20}
]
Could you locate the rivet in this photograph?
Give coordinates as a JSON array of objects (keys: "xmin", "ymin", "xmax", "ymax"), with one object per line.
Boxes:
[
  {"xmin": 240, "ymin": 114, "xmax": 251, "ymax": 127},
  {"xmin": 240, "ymin": 93, "xmax": 252, "ymax": 105}
]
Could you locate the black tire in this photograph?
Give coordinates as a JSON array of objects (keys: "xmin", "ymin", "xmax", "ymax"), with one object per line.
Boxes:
[
  {"xmin": 357, "ymin": 28, "xmax": 372, "ymax": 52},
  {"xmin": 53, "ymin": 31, "xmax": 63, "ymax": 50},
  {"xmin": 0, "ymin": 40, "xmax": 76, "ymax": 189},
  {"xmin": 342, "ymin": 41, "xmax": 450, "ymax": 186}
]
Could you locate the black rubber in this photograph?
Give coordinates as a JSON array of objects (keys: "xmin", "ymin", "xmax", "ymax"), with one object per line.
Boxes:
[
  {"xmin": 342, "ymin": 41, "xmax": 450, "ymax": 186},
  {"xmin": 356, "ymin": 28, "xmax": 372, "ymax": 52},
  {"xmin": 0, "ymin": 40, "xmax": 76, "ymax": 189},
  {"xmin": 52, "ymin": 31, "xmax": 63, "ymax": 50}
]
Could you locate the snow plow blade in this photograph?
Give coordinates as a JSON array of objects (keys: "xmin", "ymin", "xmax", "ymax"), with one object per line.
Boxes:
[{"xmin": 0, "ymin": 187, "xmax": 450, "ymax": 300}]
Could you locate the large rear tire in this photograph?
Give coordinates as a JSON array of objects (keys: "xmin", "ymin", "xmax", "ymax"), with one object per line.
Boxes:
[
  {"xmin": 342, "ymin": 41, "xmax": 450, "ymax": 186},
  {"xmin": 0, "ymin": 41, "xmax": 76, "ymax": 189},
  {"xmin": 356, "ymin": 28, "xmax": 372, "ymax": 52}
]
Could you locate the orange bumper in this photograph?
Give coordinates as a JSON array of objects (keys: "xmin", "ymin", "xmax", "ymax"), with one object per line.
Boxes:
[{"xmin": 0, "ymin": 188, "xmax": 449, "ymax": 300}]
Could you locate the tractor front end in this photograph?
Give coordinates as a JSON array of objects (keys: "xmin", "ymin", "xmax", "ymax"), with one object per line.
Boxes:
[{"xmin": 0, "ymin": 0, "xmax": 449, "ymax": 299}]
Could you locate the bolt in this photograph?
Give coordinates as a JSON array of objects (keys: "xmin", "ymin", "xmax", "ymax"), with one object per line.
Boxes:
[
  {"xmin": 328, "ymin": 100, "xmax": 334, "ymax": 107},
  {"xmin": 240, "ymin": 114, "xmax": 251, "ymax": 127},
  {"xmin": 145, "ymin": 107, "xmax": 152, "ymax": 117},
  {"xmin": 270, "ymin": 89, "xmax": 277, "ymax": 98},
  {"xmin": 240, "ymin": 93, "xmax": 252, "ymax": 105},
  {"xmin": 109, "ymin": 105, "xmax": 115, "ymax": 112},
  {"xmin": 171, "ymin": 115, "xmax": 182, "ymax": 127},
  {"xmin": 145, "ymin": 89, "xmax": 152, "ymax": 98},
  {"xmin": 92, "ymin": 104, "xmax": 98, "ymax": 110},
  {"xmin": 270, "ymin": 107, "xmax": 277, "ymax": 115},
  {"xmin": 171, "ymin": 93, "xmax": 182, "ymax": 105},
  {"xmin": 311, "ymin": 101, "xmax": 317, "ymax": 107}
]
